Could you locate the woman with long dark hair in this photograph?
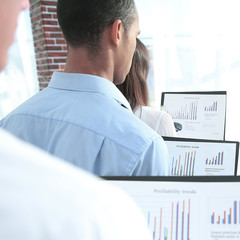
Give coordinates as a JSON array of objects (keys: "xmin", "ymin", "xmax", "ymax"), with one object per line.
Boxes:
[{"xmin": 118, "ymin": 38, "xmax": 176, "ymax": 137}]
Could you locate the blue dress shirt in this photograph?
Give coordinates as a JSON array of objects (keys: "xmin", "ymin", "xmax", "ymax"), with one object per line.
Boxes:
[{"xmin": 0, "ymin": 72, "xmax": 169, "ymax": 176}]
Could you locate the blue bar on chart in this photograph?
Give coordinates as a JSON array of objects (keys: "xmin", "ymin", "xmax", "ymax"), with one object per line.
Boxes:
[
  {"xmin": 167, "ymin": 101, "xmax": 198, "ymax": 120},
  {"xmin": 148, "ymin": 199, "xmax": 191, "ymax": 240},
  {"xmin": 204, "ymin": 101, "xmax": 218, "ymax": 112},
  {"xmin": 171, "ymin": 151, "xmax": 196, "ymax": 176},
  {"xmin": 211, "ymin": 200, "xmax": 240, "ymax": 225},
  {"xmin": 205, "ymin": 152, "xmax": 224, "ymax": 166}
]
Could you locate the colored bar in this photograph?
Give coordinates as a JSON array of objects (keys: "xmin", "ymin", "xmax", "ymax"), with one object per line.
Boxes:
[
  {"xmin": 159, "ymin": 208, "xmax": 162, "ymax": 240},
  {"xmin": 187, "ymin": 199, "xmax": 190, "ymax": 240},
  {"xmin": 181, "ymin": 201, "xmax": 185, "ymax": 240},
  {"xmin": 153, "ymin": 216, "xmax": 156, "ymax": 240},
  {"xmin": 195, "ymin": 102, "xmax": 198, "ymax": 119},
  {"xmin": 177, "ymin": 155, "xmax": 181, "ymax": 176},
  {"xmin": 212, "ymin": 212, "xmax": 214, "ymax": 224},
  {"xmin": 230, "ymin": 208, "xmax": 231, "ymax": 224},
  {"xmin": 234, "ymin": 201, "xmax": 237, "ymax": 224},
  {"xmin": 228, "ymin": 208, "xmax": 231, "ymax": 224},
  {"xmin": 164, "ymin": 227, "xmax": 168, "ymax": 240},
  {"xmin": 180, "ymin": 165, "xmax": 183, "ymax": 176},
  {"xmin": 186, "ymin": 153, "xmax": 190, "ymax": 176},
  {"xmin": 176, "ymin": 202, "xmax": 179, "ymax": 240},
  {"xmin": 171, "ymin": 203, "xmax": 173, "ymax": 240},
  {"xmin": 189, "ymin": 152, "xmax": 192, "ymax": 176},
  {"xmin": 171, "ymin": 157, "xmax": 174, "ymax": 176},
  {"xmin": 190, "ymin": 102, "xmax": 193, "ymax": 120},
  {"xmin": 183, "ymin": 153, "xmax": 187, "ymax": 176},
  {"xmin": 174, "ymin": 159, "xmax": 177, "ymax": 176},
  {"xmin": 192, "ymin": 151, "xmax": 196, "ymax": 176}
]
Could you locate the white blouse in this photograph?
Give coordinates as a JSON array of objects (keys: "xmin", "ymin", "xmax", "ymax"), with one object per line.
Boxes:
[
  {"xmin": 0, "ymin": 129, "xmax": 151, "ymax": 240},
  {"xmin": 134, "ymin": 105, "xmax": 177, "ymax": 137}
]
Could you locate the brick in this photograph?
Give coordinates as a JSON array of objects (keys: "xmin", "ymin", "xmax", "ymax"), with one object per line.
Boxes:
[
  {"xmin": 48, "ymin": 64, "xmax": 59, "ymax": 70},
  {"xmin": 49, "ymin": 33, "xmax": 64, "ymax": 38},
  {"xmin": 41, "ymin": 6, "xmax": 47, "ymax": 12},
  {"xmin": 45, "ymin": 45, "xmax": 63, "ymax": 51},
  {"xmin": 48, "ymin": 52, "xmax": 67, "ymax": 58},
  {"xmin": 55, "ymin": 38, "xmax": 65, "ymax": 44},
  {"xmin": 42, "ymin": 20, "xmax": 58, "ymax": 25},
  {"xmin": 45, "ymin": 39, "xmax": 55, "ymax": 45},
  {"xmin": 41, "ymin": 1, "xmax": 57, "ymax": 6},
  {"xmin": 42, "ymin": 13, "xmax": 52, "ymax": 19},
  {"xmin": 43, "ymin": 26, "xmax": 61, "ymax": 32},
  {"xmin": 47, "ymin": 7, "xmax": 57, "ymax": 13},
  {"xmin": 53, "ymin": 58, "xmax": 66, "ymax": 63}
]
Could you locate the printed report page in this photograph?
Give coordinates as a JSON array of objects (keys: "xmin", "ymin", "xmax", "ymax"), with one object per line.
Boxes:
[
  {"xmin": 163, "ymin": 93, "xmax": 226, "ymax": 140},
  {"xmin": 165, "ymin": 140, "xmax": 237, "ymax": 176},
  {"xmin": 109, "ymin": 180, "xmax": 240, "ymax": 240}
]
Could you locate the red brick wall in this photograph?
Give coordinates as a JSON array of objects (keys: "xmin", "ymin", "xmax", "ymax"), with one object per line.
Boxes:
[{"xmin": 29, "ymin": 0, "xmax": 67, "ymax": 90}]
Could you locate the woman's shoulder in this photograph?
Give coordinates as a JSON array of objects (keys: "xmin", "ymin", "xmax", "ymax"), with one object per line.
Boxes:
[
  {"xmin": 140, "ymin": 106, "xmax": 165, "ymax": 118},
  {"xmin": 135, "ymin": 105, "xmax": 177, "ymax": 137}
]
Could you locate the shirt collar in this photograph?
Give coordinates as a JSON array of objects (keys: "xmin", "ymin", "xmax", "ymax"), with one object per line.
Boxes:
[{"xmin": 48, "ymin": 72, "xmax": 132, "ymax": 111}]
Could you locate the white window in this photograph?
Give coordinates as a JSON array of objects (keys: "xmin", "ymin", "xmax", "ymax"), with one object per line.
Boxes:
[{"xmin": 136, "ymin": 0, "xmax": 240, "ymax": 141}]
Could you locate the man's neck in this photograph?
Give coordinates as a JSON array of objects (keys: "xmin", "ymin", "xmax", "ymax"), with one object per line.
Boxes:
[{"xmin": 64, "ymin": 46, "xmax": 114, "ymax": 82}]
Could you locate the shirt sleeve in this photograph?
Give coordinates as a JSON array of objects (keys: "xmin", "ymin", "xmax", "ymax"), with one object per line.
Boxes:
[
  {"xmin": 157, "ymin": 112, "xmax": 177, "ymax": 137},
  {"xmin": 132, "ymin": 136, "xmax": 170, "ymax": 176}
]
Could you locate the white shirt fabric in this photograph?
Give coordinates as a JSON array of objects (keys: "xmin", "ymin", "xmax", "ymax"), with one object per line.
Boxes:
[
  {"xmin": 0, "ymin": 128, "xmax": 151, "ymax": 240},
  {"xmin": 134, "ymin": 106, "xmax": 177, "ymax": 137}
]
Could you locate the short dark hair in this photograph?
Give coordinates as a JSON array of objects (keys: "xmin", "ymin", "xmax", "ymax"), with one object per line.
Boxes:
[
  {"xmin": 117, "ymin": 38, "xmax": 149, "ymax": 111},
  {"xmin": 57, "ymin": 0, "xmax": 137, "ymax": 54}
]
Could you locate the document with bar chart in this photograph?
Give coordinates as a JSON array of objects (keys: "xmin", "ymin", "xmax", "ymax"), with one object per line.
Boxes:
[
  {"xmin": 163, "ymin": 137, "xmax": 239, "ymax": 176},
  {"xmin": 161, "ymin": 91, "xmax": 227, "ymax": 140},
  {"xmin": 104, "ymin": 176, "xmax": 240, "ymax": 240}
]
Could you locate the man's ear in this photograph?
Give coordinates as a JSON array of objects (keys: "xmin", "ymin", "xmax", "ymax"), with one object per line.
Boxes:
[{"xmin": 110, "ymin": 19, "xmax": 123, "ymax": 46}]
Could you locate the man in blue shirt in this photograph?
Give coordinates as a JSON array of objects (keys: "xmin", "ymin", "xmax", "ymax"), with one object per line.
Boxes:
[
  {"xmin": 0, "ymin": 0, "xmax": 169, "ymax": 176},
  {"xmin": 0, "ymin": 0, "xmax": 152, "ymax": 239}
]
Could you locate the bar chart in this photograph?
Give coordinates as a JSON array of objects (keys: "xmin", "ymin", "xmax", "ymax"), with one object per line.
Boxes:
[
  {"xmin": 171, "ymin": 151, "xmax": 196, "ymax": 176},
  {"xmin": 147, "ymin": 199, "xmax": 192, "ymax": 240},
  {"xmin": 204, "ymin": 101, "xmax": 218, "ymax": 112},
  {"xmin": 165, "ymin": 139, "xmax": 237, "ymax": 176},
  {"xmin": 209, "ymin": 199, "xmax": 240, "ymax": 226},
  {"xmin": 167, "ymin": 101, "xmax": 198, "ymax": 121},
  {"xmin": 108, "ymin": 178, "xmax": 240, "ymax": 239},
  {"xmin": 205, "ymin": 152, "xmax": 224, "ymax": 166},
  {"xmin": 162, "ymin": 92, "xmax": 226, "ymax": 139}
]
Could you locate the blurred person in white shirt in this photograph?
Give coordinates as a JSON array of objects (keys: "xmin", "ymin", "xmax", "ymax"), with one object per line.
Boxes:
[{"xmin": 0, "ymin": 1, "xmax": 151, "ymax": 239}]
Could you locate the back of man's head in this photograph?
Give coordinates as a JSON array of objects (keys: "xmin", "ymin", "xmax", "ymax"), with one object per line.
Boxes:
[{"xmin": 57, "ymin": 0, "xmax": 136, "ymax": 53}]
